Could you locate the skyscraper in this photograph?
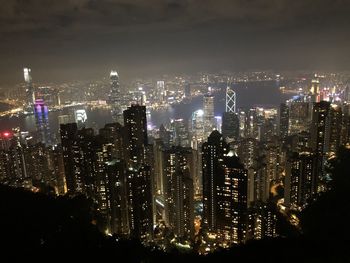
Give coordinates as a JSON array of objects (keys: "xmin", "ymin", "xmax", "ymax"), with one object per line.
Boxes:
[
  {"xmin": 288, "ymin": 100, "xmax": 311, "ymax": 135},
  {"xmin": 279, "ymin": 103, "xmax": 289, "ymax": 141},
  {"xmin": 310, "ymin": 101, "xmax": 330, "ymax": 191},
  {"xmin": 109, "ymin": 71, "xmax": 123, "ymax": 124},
  {"xmin": 60, "ymin": 123, "xmax": 80, "ymax": 194},
  {"xmin": 74, "ymin": 109, "xmax": 87, "ymax": 129},
  {"xmin": 226, "ymin": 85, "xmax": 236, "ymax": 113},
  {"xmin": 247, "ymin": 203, "xmax": 277, "ymax": 240},
  {"xmin": 203, "ymin": 94, "xmax": 215, "ymax": 138},
  {"xmin": 170, "ymin": 118, "xmax": 189, "ymax": 147},
  {"xmin": 216, "ymin": 155, "xmax": 248, "ymax": 245},
  {"xmin": 326, "ymin": 104, "xmax": 342, "ymax": 156},
  {"xmin": 157, "ymin": 81, "xmax": 165, "ymax": 102},
  {"xmin": 202, "ymin": 131, "xmax": 229, "ymax": 232},
  {"xmin": 127, "ymin": 165, "xmax": 153, "ymax": 243},
  {"xmin": 222, "ymin": 112, "xmax": 240, "ymax": 141},
  {"xmin": 284, "ymin": 152, "xmax": 316, "ymax": 209},
  {"xmin": 34, "ymin": 99, "xmax": 51, "ymax": 145},
  {"xmin": 97, "ymin": 159, "xmax": 129, "ymax": 236},
  {"xmin": 23, "ymin": 67, "xmax": 35, "ymax": 112},
  {"xmin": 162, "ymin": 146, "xmax": 194, "ymax": 239},
  {"xmin": 123, "ymin": 104, "xmax": 148, "ymax": 167},
  {"xmin": 190, "ymin": 109, "xmax": 205, "ymax": 149}
]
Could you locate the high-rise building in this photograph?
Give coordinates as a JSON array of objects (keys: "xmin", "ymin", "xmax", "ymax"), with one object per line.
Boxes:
[
  {"xmin": 289, "ymin": 101, "xmax": 311, "ymax": 135},
  {"xmin": 279, "ymin": 103, "xmax": 289, "ymax": 141},
  {"xmin": 127, "ymin": 165, "xmax": 153, "ymax": 243},
  {"xmin": 226, "ymin": 85, "xmax": 236, "ymax": 113},
  {"xmin": 123, "ymin": 104, "xmax": 148, "ymax": 167},
  {"xmin": 247, "ymin": 203, "xmax": 277, "ymax": 240},
  {"xmin": 184, "ymin": 83, "xmax": 191, "ymax": 98},
  {"xmin": 109, "ymin": 71, "xmax": 123, "ymax": 124},
  {"xmin": 58, "ymin": 115, "xmax": 71, "ymax": 125},
  {"xmin": 97, "ymin": 159, "xmax": 129, "ymax": 236},
  {"xmin": 170, "ymin": 119, "xmax": 189, "ymax": 147},
  {"xmin": 50, "ymin": 145, "xmax": 67, "ymax": 195},
  {"xmin": 310, "ymin": 101, "xmax": 330, "ymax": 191},
  {"xmin": 202, "ymin": 131, "xmax": 229, "ymax": 232},
  {"xmin": 203, "ymin": 94, "xmax": 215, "ymax": 138},
  {"xmin": 162, "ymin": 146, "xmax": 194, "ymax": 239},
  {"xmin": 239, "ymin": 111, "xmax": 246, "ymax": 138},
  {"xmin": 326, "ymin": 104, "xmax": 342, "ymax": 156},
  {"xmin": 60, "ymin": 123, "xmax": 80, "ymax": 194},
  {"xmin": 216, "ymin": 155, "xmax": 248, "ymax": 245},
  {"xmin": 157, "ymin": 81, "xmax": 165, "ymax": 102},
  {"xmin": 190, "ymin": 109, "xmax": 205, "ymax": 149},
  {"xmin": 310, "ymin": 75, "xmax": 320, "ymax": 102},
  {"xmin": 74, "ymin": 109, "xmax": 87, "ymax": 128},
  {"xmin": 237, "ymin": 138, "xmax": 257, "ymax": 170},
  {"xmin": 284, "ymin": 152, "xmax": 316, "ymax": 209},
  {"xmin": 0, "ymin": 132, "xmax": 31, "ymax": 188},
  {"xmin": 253, "ymin": 158, "xmax": 270, "ymax": 203},
  {"xmin": 23, "ymin": 67, "xmax": 35, "ymax": 111},
  {"xmin": 34, "ymin": 99, "xmax": 51, "ymax": 145},
  {"xmin": 24, "ymin": 142, "xmax": 51, "ymax": 188},
  {"xmin": 222, "ymin": 112, "xmax": 239, "ymax": 141}
]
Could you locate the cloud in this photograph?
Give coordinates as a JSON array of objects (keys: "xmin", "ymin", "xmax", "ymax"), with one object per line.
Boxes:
[
  {"xmin": 0, "ymin": 0, "xmax": 349, "ymax": 85},
  {"xmin": 1, "ymin": 0, "xmax": 349, "ymax": 38}
]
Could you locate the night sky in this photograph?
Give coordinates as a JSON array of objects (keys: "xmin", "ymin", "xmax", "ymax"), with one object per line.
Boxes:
[{"xmin": 1, "ymin": 0, "xmax": 350, "ymax": 84}]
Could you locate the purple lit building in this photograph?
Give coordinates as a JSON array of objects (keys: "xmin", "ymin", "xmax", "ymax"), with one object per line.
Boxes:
[{"xmin": 34, "ymin": 99, "xmax": 51, "ymax": 145}]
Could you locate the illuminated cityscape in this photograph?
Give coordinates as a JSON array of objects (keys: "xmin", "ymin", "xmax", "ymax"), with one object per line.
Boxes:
[{"xmin": 0, "ymin": 0, "xmax": 349, "ymax": 261}]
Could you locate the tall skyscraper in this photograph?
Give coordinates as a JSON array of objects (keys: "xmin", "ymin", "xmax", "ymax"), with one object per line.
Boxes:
[
  {"xmin": 50, "ymin": 145, "xmax": 67, "ymax": 195},
  {"xmin": 203, "ymin": 94, "xmax": 215, "ymax": 138},
  {"xmin": 127, "ymin": 165, "xmax": 153, "ymax": 243},
  {"xmin": 279, "ymin": 103, "xmax": 289, "ymax": 141},
  {"xmin": 226, "ymin": 85, "xmax": 236, "ymax": 113},
  {"xmin": 23, "ymin": 67, "xmax": 35, "ymax": 112},
  {"xmin": 326, "ymin": 104, "xmax": 342, "ymax": 156},
  {"xmin": 237, "ymin": 138, "xmax": 257, "ymax": 170},
  {"xmin": 157, "ymin": 81, "xmax": 165, "ymax": 102},
  {"xmin": 310, "ymin": 101, "xmax": 330, "ymax": 191},
  {"xmin": 60, "ymin": 123, "xmax": 80, "ymax": 194},
  {"xmin": 162, "ymin": 146, "xmax": 194, "ymax": 239},
  {"xmin": 202, "ymin": 131, "xmax": 229, "ymax": 232},
  {"xmin": 97, "ymin": 159, "xmax": 129, "ymax": 236},
  {"xmin": 123, "ymin": 104, "xmax": 148, "ymax": 167},
  {"xmin": 109, "ymin": 71, "xmax": 123, "ymax": 124},
  {"xmin": 216, "ymin": 155, "xmax": 248, "ymax": 245},
  {"xmin": 34, "ymin": 99, "xmax": 51, "ymax": 145},
  {"xmin": 190, "ymin": 109, "xmax": 205, "ymax": 149},
  {"xmin": 310, "ymin": 75, "xmax": 320, "ymax": 102}
]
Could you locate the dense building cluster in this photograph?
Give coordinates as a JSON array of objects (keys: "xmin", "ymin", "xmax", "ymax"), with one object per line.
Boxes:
[{"xmin": 0, "ymin": 70, "xmax": 349, "ymax": 252}]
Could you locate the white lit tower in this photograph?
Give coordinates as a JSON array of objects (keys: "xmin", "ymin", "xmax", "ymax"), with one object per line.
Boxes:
[
  {"xmin": 222, "ymin": 84, "xmax": 239, "ymax": 141},
  {"xmin": 23, "ymin": 67, "xmax": 35, "ymax": 112},
  {"xmin": 226, "ymin": 85, "xmax": 236, "ymax": 113},
  {"xmin": 109, "ymin": 70, "xmax": 123, "ymax": 124}
]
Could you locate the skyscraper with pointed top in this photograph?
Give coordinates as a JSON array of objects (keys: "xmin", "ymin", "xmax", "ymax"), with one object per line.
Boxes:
[
  {"xmin": 23, "ymin": 67, "xmax": 35, "ymax": 112},
  {"xmin": 109, "ymin": 70, "xmax": 123, "ymax": 124}
]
